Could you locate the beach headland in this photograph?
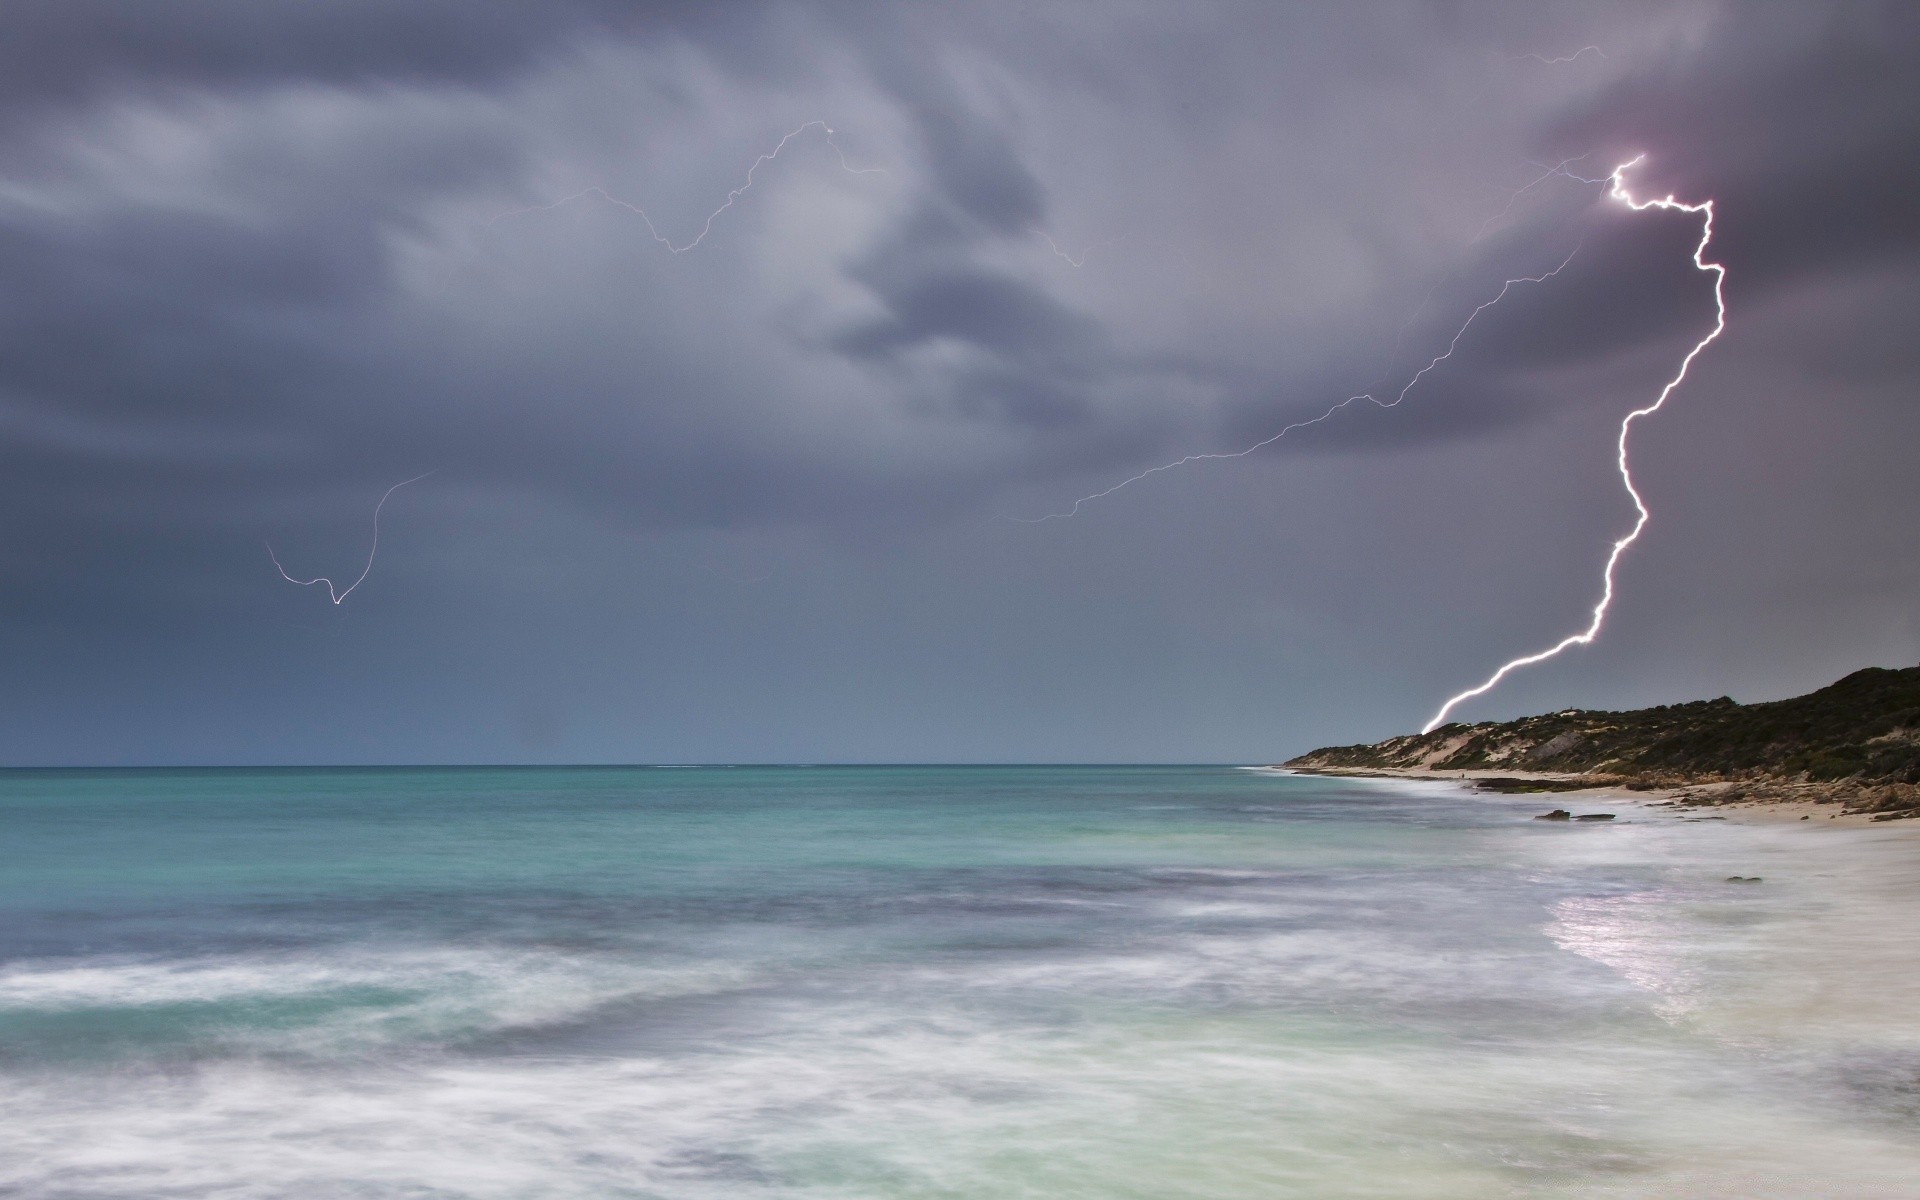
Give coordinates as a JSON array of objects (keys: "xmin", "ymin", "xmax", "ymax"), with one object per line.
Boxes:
[{"xmin": 1281, "ymin": 663, "xmax": 1920, "ymax": 827}]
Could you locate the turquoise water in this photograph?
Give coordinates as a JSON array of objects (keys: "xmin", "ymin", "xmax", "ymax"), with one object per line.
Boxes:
[{"xmin": 2, "ymin": 766, "xmax": 1916, "ymax": 1197}]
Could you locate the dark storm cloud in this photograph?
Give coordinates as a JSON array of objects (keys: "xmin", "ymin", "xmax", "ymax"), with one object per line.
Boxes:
[
  {"xmin": 1387, "ymin": 206, "xmax": 1714, "ymax": 384},
  {"xmin": 1545, "ymin": 1, "xmax": 1920, "ymax": 292},
  {"xmin": 893, "ymin": 104, "xmax": 1047, "ymax": 235},
  {"xmin": 0, "ymin": 0, "xmax": 1108, "ymax": 550},
  {"xmin": 833, "ymin": 267, "xmax": 1107, "ymax": 370},
  {"xmin": 0, "ymin": 0, "xmax": 718, "ymax": 114},
  {"xmin": 0, "ymin": 82, "xmax": 527, "ymax": 514},
  {"xmin": 0, "ymin": 1, "xmax": 1619, "ymax": 542},
  {"xmin": 8, "ymin": 0, "xmax": 1893, "ymax": 524},
  {"xmin": 816, "ymin": 70, "xmax": 1105, "ymax": 432},
  {"xmin": 1253, "ymin": 1, "xmax": 1920, "ymax": 452}
]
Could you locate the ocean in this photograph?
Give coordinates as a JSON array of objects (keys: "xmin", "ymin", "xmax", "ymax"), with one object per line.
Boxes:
[{"xmin": 1, "ymin": 765, "xmax": 1915, "ymax": 1197}]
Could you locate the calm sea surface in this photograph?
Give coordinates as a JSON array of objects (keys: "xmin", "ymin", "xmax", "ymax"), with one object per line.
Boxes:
[{"xmin": 1, "ymin": 765, "xmax": 1915, "ymax": 1197}]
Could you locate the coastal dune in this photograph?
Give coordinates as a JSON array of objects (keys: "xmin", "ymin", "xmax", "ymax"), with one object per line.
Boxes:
[{"xmin": 1284, "ymin": 664, "xmax": 1920, "ymax": 823}]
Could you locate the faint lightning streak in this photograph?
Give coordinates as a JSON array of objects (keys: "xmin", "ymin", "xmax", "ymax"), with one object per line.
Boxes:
[
  {"xmin": 1007, "ymin": 244, "xmax": 1582, "ymax": 523},
  {"xmin": 1366, "ymin": 285, "xmax": 1436, "ymax": 391},
  {"xmin": 1516, "ymin": 46, "xmax": 1606, "ymax": 66},
  {"xmin": 1032, "ymin": 229, "xmax": 1115, "ymax": 268},
  {"xmin": 1472, "ymin": 154, "xmax": 1606, "ymax": 243},
  {"xmin": 268, "ymin": 472, "xmax": 434, "ymax": 606},
  {"xmin": 487, "ymin": 121, "xmax": 883, "ymax": 254},
  {"xmin": 1421, "ymin": 156, "xmax": 1725, "ymax": 733}
]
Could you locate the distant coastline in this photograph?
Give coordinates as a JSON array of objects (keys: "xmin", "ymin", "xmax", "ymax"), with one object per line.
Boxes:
[{"xmin": 1282, "ymin": 664, "xmax": 1920, "ymax": 824}]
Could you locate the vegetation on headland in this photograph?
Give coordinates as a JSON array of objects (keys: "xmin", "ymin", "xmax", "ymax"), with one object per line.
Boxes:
[{"xmin": 1285, "ymin": 665, "xmax": 1920, "ymax": 819}]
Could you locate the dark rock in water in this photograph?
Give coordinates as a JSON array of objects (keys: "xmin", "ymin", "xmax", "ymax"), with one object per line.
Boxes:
[
  {"xmin": 1724, "ymin": 876, "xmax": 1763, "ymax": 883},
  {"xmin": 1534, "ymin": 809, "xmax": 1572, "ymax": 820},
  {"xmin": 1574, "ymin": 813, "xmax": 1615, "ymax": 821}
]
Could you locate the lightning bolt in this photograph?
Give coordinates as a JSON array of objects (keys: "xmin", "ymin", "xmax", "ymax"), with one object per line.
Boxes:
[
  {"xmin": 1007, "ymin": 243, "xmax": 1582, "ymax": 523},
  {"xmin": 1032, "ymin": 228, "xmax": 1115, "ymax": 268},
  {"xmin": 268, "ymin": 472, "xmax": 434, "ymax": 606},
  {"xmin": 1421, "ymin": 156, "xmax": 1725, "ymax": 732},
  {"xmin": 487, "ymin": 120, "xmax": 884, "ymax": 254},
  {"xmin": 1515, "ymin": 46, "xmax": 1607, "ymax": 66}
]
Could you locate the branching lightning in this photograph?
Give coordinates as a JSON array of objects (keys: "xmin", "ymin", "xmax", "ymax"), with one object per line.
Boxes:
[
  {"xmin": 268, "ymin": 472, "xmax": 434, "ymax": 606},
  {"xmin": 487, "ymin": 120, "xmax": 883, "ymax": 254},
  {"xmin": 1421, "ymin": 156, "xmax": 1726, "ymax": 732},
  {"xmin": 1007, "ymin": 244, "xmax": 1582, "ymax": 523}
]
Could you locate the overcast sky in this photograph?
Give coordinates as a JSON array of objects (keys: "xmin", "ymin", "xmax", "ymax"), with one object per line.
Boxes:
[{"xmin": 2, "ymin": 0, "xmax": 1915, "ymax": 765}]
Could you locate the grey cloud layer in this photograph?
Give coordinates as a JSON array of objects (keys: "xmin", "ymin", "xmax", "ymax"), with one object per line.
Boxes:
[{"xmin": 2, "ymin": 0, "xmax": 1915, "ymax": 761}]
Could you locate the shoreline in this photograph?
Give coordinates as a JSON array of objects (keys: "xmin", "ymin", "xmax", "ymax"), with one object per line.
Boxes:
[{"xmin": 1280, "ymin": 765, "xmax": 1901, "ymax": 827}]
